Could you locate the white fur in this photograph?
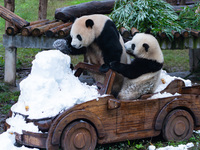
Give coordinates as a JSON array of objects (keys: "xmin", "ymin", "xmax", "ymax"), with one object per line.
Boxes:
[
  {"xmin": 70, "ymin": 14, "xmax": 130, "ymax": 94},
  {"xmin": 119, "ymin": 33, "xmax": 163, "ymax": 100}
]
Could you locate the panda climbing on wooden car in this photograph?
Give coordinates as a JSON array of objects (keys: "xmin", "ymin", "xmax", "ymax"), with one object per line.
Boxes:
[
  {"xmin": 53, "ymin": 14, "xmax": 130, "ymax": 96},
  {"xmin": 110, "ymin": 29, "xmax": 164, "ymax": 100}
]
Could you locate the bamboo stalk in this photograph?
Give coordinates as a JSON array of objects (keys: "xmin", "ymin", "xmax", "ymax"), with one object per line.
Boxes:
[
  {"xmin": 32, "ymin": 21, "xmax": 63, "ymax": 36},
  {"xmin": 21, "ymin": 20, "xmax": 56, "ymax": 36},
  {"xmin": 58, "ymin": 25, "xmax": 72, "ymax": 38},
  {"xmin": 45, "ymin": 22, "xmax": 72, "ymax": 37},
  {"xmin": 0, "ymin": 5, "xmax": 29, "ymax": 28}
]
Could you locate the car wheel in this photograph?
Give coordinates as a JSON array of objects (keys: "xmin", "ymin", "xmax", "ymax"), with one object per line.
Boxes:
[
  {"xmin": 162, "ymin": 109, "xmax": 194, "ymax": 141},
  {"xmin": 61, "ymin": 121, "xmax": 97, "ymax": 150}
]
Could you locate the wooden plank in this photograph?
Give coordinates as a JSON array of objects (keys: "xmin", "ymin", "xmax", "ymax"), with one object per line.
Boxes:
[{"xmin": 3, "ymin": 34, "xmax": 57, "ymax": 49}]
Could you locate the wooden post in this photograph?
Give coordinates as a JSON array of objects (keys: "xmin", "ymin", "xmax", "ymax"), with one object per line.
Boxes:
[
  {"xmin": 38, "ymin": 0, "xmax": 48, "ymax": 20},
  {"xmin": 4, "ymin": 0, "xmax": 15, "ymax": 31},
  {"xmin": 4, "ymin": 47, "xmax": 17, "ymax": 86},
  {"xmin": 189, "ymin": 49, "xmax": 200, "ymax": 72}
]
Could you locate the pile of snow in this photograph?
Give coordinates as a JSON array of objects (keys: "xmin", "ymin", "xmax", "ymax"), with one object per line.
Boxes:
[
  {"xmin": 11, "ymin": 50, "xmax": 100, "ymax": 119},
  {"xmin": 148, "ymin": 142, "xmax": 194, "ymax": 150},
  {"xmin": 148, "ymin": 70, "xmax": 192, "ymax": 99}
]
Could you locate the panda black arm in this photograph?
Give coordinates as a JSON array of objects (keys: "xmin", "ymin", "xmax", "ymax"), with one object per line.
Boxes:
[
  {"xmin": 110, "ymin": 58, "xmax": 163, "ymax": 79},
  {"xmin": 96, "ymin": 20, "xmax": 123, "ymax": 65}
]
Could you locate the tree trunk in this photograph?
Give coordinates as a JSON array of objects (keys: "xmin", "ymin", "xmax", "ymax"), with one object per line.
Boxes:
[
  {"xmin": 38, "ymin": 0, "xmax": 48, "ymax": 20},
  {"xmin": 4, "ymin": 0, "xmax": 15, "ymax": 31}
]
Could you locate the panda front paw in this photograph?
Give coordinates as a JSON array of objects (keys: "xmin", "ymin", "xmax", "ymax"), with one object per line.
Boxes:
[
  {"xmin": 53, "ymin": 39, "xmax": 71, "ymax": 54},
  {"xmin": 99, "ymin": 64, "xmax": 110, "ymax": 73},
  {"xmin": 110, "ymin": 61, "xmax": 120, "ymax": 71}
]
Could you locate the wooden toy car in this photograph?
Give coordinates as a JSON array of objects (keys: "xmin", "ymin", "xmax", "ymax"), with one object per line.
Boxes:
[{"xmin": 5, "ymin": 62, "xmax": 200, "ymax": 150}]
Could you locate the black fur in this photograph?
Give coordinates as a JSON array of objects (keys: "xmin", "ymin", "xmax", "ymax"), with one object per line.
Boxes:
[
  {"xmin": 110, "ymin": 58, "xmax": 163, "ymax": 79},
  {"xmin": 143, "ymin": 43, "xmax": 149, "ymax": 52},
  {"xmin": 61, "ymin": 35, "xmax": 87, "ymax": 55},
  {"xmin": 61, "ymin": 19, "xmax": 123, "ymax": 73},
  {"xmin": 96, "ymin": 20, "xmax": 123, "ymax": 72},
  {"xmin": 86, "ymin": 19, "xmax": 94, "ymax": 28}
]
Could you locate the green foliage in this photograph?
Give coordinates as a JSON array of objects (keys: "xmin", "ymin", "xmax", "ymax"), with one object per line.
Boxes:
[
  {"xmin": 0, "ymin": 83, "xmax": 20, "ymax": 114},
  {"xmin": 178, "ymin": 2, "xmax": 200, "ymax": 30},
  {"xmin": 162, "ymin": 49, "xmax": 189, "ymax": 72},
  {"xmin": 110, "ymin": 0, "xmax": 182, "ymax": 39}
]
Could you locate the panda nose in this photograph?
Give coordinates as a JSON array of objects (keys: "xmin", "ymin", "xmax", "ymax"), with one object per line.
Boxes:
[{"xmin": 71, "ymin": 44, "xmax": 76, "ymax": 48}]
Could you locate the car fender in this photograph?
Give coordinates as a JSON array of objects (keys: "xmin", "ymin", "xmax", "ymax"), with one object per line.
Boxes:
[
  {"xmin": 47, "ymin": 109, "xmax": 105, "ymax": 148},
  {"xmin": 155, "ymin": 98, "xmax": 200, "ymax": 130}
]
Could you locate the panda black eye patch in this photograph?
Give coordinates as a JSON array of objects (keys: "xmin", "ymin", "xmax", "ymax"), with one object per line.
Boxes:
[
  {"xmin": 77, "ymin": 34, "xmax": 82, "ymax": 41},
  {"xmin": 131, "ymin": 44, "xmax": 135, "ymax": 50}
]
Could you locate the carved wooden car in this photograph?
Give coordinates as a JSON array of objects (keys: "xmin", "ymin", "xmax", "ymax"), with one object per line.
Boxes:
[{"xmin": 6, "ymin": 62, "xmax": 200, "ymax": 150}]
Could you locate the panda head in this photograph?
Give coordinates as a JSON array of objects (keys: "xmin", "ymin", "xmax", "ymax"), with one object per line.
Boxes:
[
  {"xmin": 124, "ymin": 32, "xmax": 164, "ymax": 63},
  {"xmin": 70, "ymin": 17, "xmax": 95, "ymax": 49}
]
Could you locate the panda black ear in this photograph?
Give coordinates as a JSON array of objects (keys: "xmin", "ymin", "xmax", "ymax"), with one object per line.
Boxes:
[
  {"xmin": 85, "ymin": 19, "xmax": 94, "ymax": 28},
  {"xmin": 143, "ymin": 43, "xmax": 149, "ymax": 52},
  {"xmin": 145, "ymin": 28, "xmax": 151, "ymax": 34}
]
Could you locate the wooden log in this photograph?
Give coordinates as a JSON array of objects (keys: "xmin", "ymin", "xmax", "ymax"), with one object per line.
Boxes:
[
  {"xmin": 130, "ymin": 27, "xmax": 139, "ymax": 36},
  {"xmin": 55, "ymin": 0, "xmax": 115, "ymax": 22},
  {"xmin": 58, "ymin": 25, "xmax": 72, "ymax": 38},
  {"xmin": 187, "ymin": 29, "xmax": 200, "ymax": 37},
  {"xmin": 181, "ymin": 30, "xmax": 189, "ymax": 38},
  {"xmin": 32, "ymin": 21, "xmax": 63, "ymax": 36},
  {"xmin": 4, "ymin": 0, "xmax": 15, "ymax": 31},
  {"xmin": 21, "ymin": 20, "xmax": 56, "ymax": 36},
  {"xmin": 171, "ymin": 30, "xmax": 180, "ymax": 38},
  {"xmin": 158, "ymin": 31, "xmax": 167, "ymax": 39},
  {"xmin": 6, "ymin": 25, "xmax": 19, "ymax": 35},
  {"xmin": 45, "ymin": 22, "xmax": 72, "ymax": 37},
  {"xmin": 38, "ymin": 0, "xmax": 48, "ymax": 20},
  {"xmin": 0, "ymin": 5, "xmax": 29, "ymax": 28},
  {"xmin": 119, "ymin": 27, "xmax": 130, "ymax": 39},
  {"xmin": 30, "ymin": 19, "xmax": 49, "ymax": 26}
]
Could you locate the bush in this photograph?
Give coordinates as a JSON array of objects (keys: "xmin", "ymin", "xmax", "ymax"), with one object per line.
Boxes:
[{"xmin": 110, "ymin": 0, "xmax": 182, "ymax": 39}]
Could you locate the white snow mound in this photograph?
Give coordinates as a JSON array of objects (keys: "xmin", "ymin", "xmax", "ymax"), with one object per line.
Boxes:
[{"xmin": 11, "ymin": 50, "xmax": 100, "ymax": 119}]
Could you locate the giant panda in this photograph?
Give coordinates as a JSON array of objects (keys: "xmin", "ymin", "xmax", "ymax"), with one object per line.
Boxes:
[
  {"xmin": 53, "ymin": 14, "xmax": 130, "ymax": 96},
  {"xmin": 110, "ymin": 30, "xmax": 164, "ymax": 99}
]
